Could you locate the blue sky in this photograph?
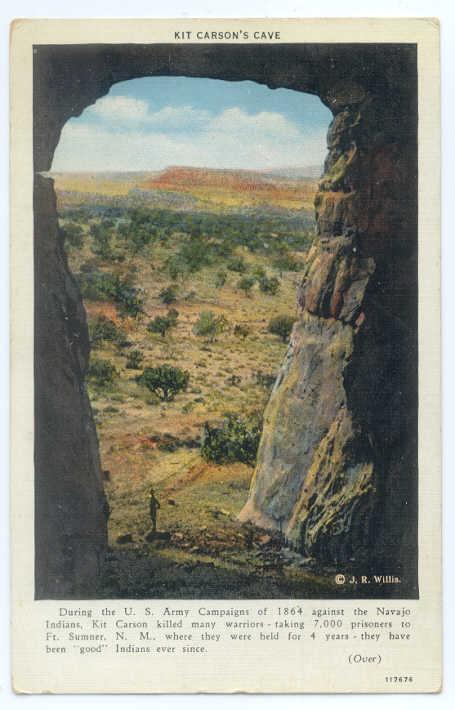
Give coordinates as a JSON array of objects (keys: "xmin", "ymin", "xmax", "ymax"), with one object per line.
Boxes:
[{"xmin": 52, "ymin": 77, "xmax": 332, "ymax": 172}]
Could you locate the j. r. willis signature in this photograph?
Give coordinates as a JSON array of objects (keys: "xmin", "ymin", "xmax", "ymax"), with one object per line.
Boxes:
[{"xmin": 335, "ymin": 574, "xmax": 402, "ymax": 585}]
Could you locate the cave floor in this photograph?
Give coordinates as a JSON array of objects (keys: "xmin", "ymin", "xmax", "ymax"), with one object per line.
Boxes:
[
  {"xmin": 98, "ymin": 454, "xmax": 405, "ymax": 600},
  {"xmin": 97, "ymin": 451, "xmax": 338, "ymax": 598}
]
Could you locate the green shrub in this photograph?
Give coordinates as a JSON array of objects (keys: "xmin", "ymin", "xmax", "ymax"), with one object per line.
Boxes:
[
  {"xmin": 137, "ymin": 365, "xmax": 190, "ymax": 401},
  {"xmin": 78, "ymin": 270, "xmax": 144, "ymax": 317},
  {"xmin": 79, "ymin": 259, "xmax": 99, "ymax": 274},
  {"xmin": 61, "ymin": 222, "xmax": 84, "ymax": 249},
  {"xmin": 159, "ymin": 284, "xmax": 178, "ymax": 304},
  {"xmin": 227, "ymin": 256, "xmax": 247, "ymax": 273},
  {"xmin": 272, "ymin": 254, "xmax": 301, "ymax": 273},
  {"xmin": 89, "ymin": 316, "xmax": 127, "ymax": 349},
  {"xmin": 124, "ymin": 208, "xmax": 157, "ymax": 253},
  {"xmin": 78, "ymin": 270, "xmax": 116, "ymax": 301},
  {"xmin": 268, "ymin": 314, "xmax": 295, "ymax": 342},
  {"xmin": 125, "ymin": 349, "xmax": 144, "ymax": 369},
  {"xmin": 155, "ymin": 432, "xmax": 182, "ymax": 452},
  {"xmin": 212, "ymin": 240, "xmax": 233, "ymax": 258},
  {"xmin": 177, "ymin": 238, "xmax": 212, "ymax": 273},
  {"xmin": 90, "ymin": 221, "xmax": 116, "ymax": 260},
  {"xmin": 115, "ymin": 280, "xmax": 144, "ymax": 318},
  {"xmin": 237, "ymin": 275, "xmax": 255, "ymax": 296},
  {"xmin": 148, "ymin": 317, "xmax": 169, "ymax": 338},
  {"xmin": 87, "ymin": 357, "xmax": 117, "ymax": 387},
  {"xmin": 147, "ymin": 310, "xmax": 179, "ymax": 338},
  {"xmin": 148, "ymin": 316, "xmax": 169, "ymax": 338},
  {"xmin": 193, "ymin": 311, "xmax": 228, "ymax": 343},
  {"xmin": 259, "ymin": 275, "xmax": 280, "ymax": 295},
  {"xmin": 200, "ymin": 414, "xmax": 261, "ymax": 466},
  {"xmin": 166, "ymin": 255, "xmax": 189, "ymax": 282},
  {"xmin": 285, "ymin": 231, "xmax": 315, "ymax": 252},
  {"xmin": 129, "ymin": 228, "xmax": 154, "ymax": 254},
  {"xmin": 251, "ymin": 265, "xmax": 266, "ymax": 280}
]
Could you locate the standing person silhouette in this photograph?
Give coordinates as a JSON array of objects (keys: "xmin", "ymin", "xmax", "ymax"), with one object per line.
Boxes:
[{"xmin": 148, "ymin": 486, "xmax": 160, "ymax": 534}]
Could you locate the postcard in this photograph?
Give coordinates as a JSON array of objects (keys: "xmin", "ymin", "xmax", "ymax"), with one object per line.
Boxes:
[{"xmin": 10, "ymin": 17, "xmax": 441, "ymax": 693}]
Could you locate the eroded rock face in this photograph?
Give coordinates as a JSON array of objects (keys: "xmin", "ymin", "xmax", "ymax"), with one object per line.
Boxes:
[
  {"xmin": 240, "ymin": 314, "xmax": 358, "ymax": 530},
  {"xmin": 240, "ymin": 80, "xmax": 418, "ymax": 586},
  {"xmin": 34, "ymin": 175, "xmax": 108, "ymax": 598},
  {"xmin": 239, "ymin": 311, "xmax": 376, "ymax": 563}
]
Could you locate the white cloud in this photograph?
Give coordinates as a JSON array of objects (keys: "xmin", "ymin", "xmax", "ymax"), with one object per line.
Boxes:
[
  {"xmin": 52, "ymin": 99, "xmax": 328, "ymax": 171},
  {"xmin": 145, "ymin": 105, "xmax": 211, "ymax": 129},
  {"xmin": 87, "ymin": 97, "xmax": 303, "ymax": 139},
  {"xmin": 88, "ymin": 95, "xmax": 210, "ymax": 130},
  {"xmin": 52, "ymin": 118, "xmax": 327, "ymax": 172},
  {"xmin": 91, "ymin": 95, "xmax": 150, "ymax": 122},
  {"xmin": 210, "ymin": 107, "xmax": 301, "ymax": 138}
]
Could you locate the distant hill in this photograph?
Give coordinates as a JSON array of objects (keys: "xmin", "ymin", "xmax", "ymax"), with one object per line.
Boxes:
[
  {"xmin": 141, "ymin": 166, "xmax": 277, "ymax": 192},
  {"xmin": 50, "ymin": 172, "xmax": 155, "ymax": 197},
  {"xmin": 139, "ymin": 166, "xmax": 318, "ymax": 210},
  {"xmin": 263, "ymin": 165, "xmax": 323, "ymax": 180},
  {"xmin": 141, "ymin": 165, "xmax": 322, "ymax": 190},
  {"xmin": 52, "ymin": 166, "xmax": 319, "ymax": 213}
]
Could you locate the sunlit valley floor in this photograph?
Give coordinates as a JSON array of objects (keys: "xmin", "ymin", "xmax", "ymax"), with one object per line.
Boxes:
[{"xmin": 56, "ymin": 169, "xmax": 345, "ymax": 598}]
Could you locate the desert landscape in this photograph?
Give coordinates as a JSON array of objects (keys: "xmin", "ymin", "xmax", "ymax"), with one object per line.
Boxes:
[{"xmin": 53, "ymin": 166, "xmax": 346, "ymax": 598}]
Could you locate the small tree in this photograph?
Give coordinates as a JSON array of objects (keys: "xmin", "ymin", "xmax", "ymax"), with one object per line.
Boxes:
[
  {"xmin": 137, "ymin": 365, "xmax": 189, "ymax": 402},
  {"xmin": 237, "ymin": 275, "xmax": 255, "ymax": 297},
  {"xmin": 148, "ymin": 316, "xmax": 170, "ymax": 338},
  {"xmin": 159, "ymin": 284, "xmax": 178, "ymax": 304},
  {"xmin": 193, "ymin": 311, "xmax": 228, "ymax": 343},
  {"xmin": 147, "ymin": 310, "xmax": 178, "ymax": 338},
  {"xmin": 113, "ymin": 277, "xmax": 144, "ymax": 318},
  {"xmin": 259, "ymin": 275, "xmax": 280, "ymax": 295},
  {"xmin": 268, "ymin": 314, "xmax": 295, "ymax": 343}
]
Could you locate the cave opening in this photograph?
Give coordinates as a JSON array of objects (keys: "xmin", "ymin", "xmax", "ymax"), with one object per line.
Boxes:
[
  {"xmin": 34, "ymin": 44, "xmax": 418, "ymax": 599},
  {"xmin": 48, "ymin": 74, "xmax": 332, "ymax": 598}
]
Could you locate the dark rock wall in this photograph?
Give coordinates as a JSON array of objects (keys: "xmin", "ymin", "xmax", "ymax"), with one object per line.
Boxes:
[
  {"xmin": 34, "ymin": 44, "xmax": 417, "ymax": 596},
  {"xmin": 34, "ymin": 176, "xmax": 107, "ymax": 598},
  {"xmin": 240, "ymin": 57, "xmax": 418, "ymax": 589}
]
